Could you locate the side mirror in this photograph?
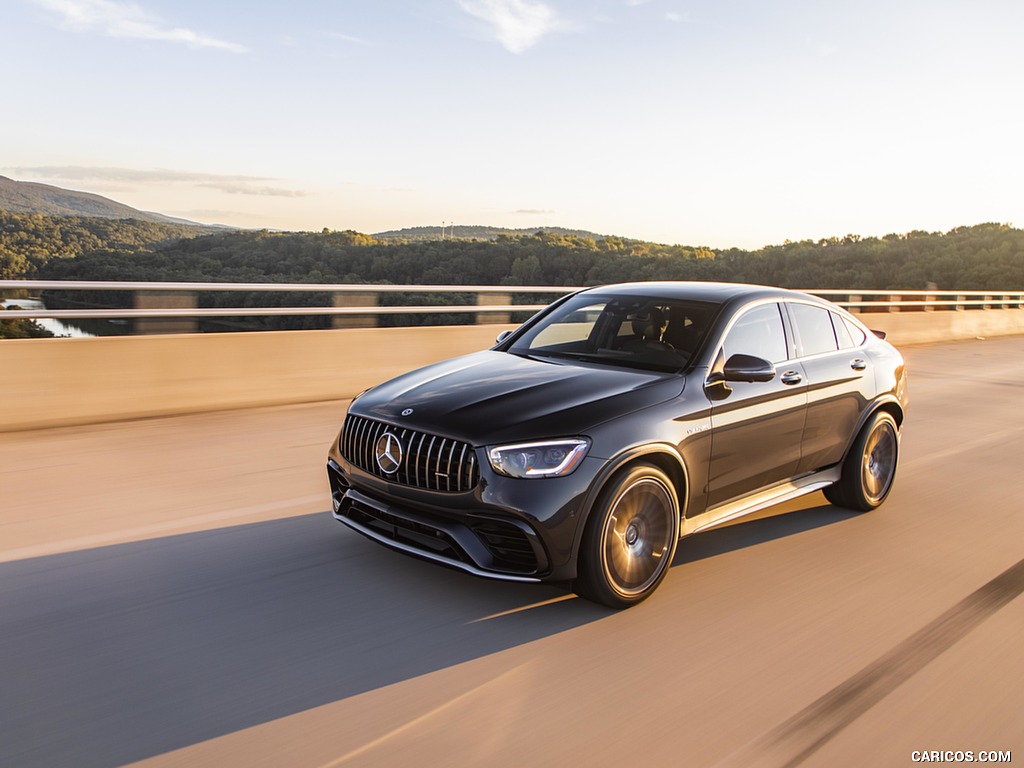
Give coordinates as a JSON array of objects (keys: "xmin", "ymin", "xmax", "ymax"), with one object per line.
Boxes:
[
  {"xmin": 723, "ymin": 353, "xmax": 776, "ymax": 383},
  {"xmin": 495, "ymin": 330, "xmax": 513, "ymax": 344}
]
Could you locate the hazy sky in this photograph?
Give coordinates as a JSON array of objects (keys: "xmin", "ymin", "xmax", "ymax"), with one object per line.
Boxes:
[{"xmin": 3, "ymin": 0, "xmax": 1022, "ymax": 248}]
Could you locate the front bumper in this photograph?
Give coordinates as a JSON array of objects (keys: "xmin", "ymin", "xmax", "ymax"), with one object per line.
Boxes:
[{"xmin": 326, "ymin": 442, "xmax": 599, "ymax": 582}]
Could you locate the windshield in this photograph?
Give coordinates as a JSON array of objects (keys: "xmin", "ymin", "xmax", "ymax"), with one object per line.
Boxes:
[{"xmin": 507, "ymin": 293, "xmax": 719, "ymax": 373}]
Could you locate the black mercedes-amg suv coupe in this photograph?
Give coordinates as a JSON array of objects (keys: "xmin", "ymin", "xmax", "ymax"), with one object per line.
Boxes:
[{"xmin": 326, "ymin": 282, "xmax": 908, "ymax": 607}]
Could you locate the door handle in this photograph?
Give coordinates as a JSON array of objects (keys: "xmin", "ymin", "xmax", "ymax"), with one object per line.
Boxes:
[
  {"xmin": 781, "ymin": 370, "xmax": 802, "ymax": 385},
  {"xmin": 850, "ymin": 358, "xmax": 867, "ymax": 371}
]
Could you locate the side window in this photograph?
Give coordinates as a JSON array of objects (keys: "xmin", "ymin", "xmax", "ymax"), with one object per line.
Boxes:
[
  {"xmin": 722, "ymin": 303, "xmax": 788, "ymax": 364},
  {"xmin": 789, "ymin": 303, "xmax": 838, "ymax": 357},
  {"xmin": 831, "ymin": 311, "xmax": 855, "ymax": 350},
  {"xmin": 843, "ymin": 316, "xmax": 867, "ymax": 347}
]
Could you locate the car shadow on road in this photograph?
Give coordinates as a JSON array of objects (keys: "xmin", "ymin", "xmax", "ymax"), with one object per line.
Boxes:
[
  {"xmin": 0, "ymin": 512, "xmax": 603, "ymax": 768},
  {"xmin": 0, "ymin": 499, "xmax": 857, "ymax": 768}
]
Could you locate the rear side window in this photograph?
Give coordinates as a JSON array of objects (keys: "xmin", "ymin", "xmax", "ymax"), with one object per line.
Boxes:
[
  {"xmin": 789, "ymin": 302, "xmax": 838, "ymax": 357},
  {"xmin": 722, "ymin": 303, "xmax": 788, "ymax": 363},
  {"xmin": 832, "ymin": 311, "xmax": 855, "ymax": 350},
  {"xmin": 843, "ymin": 316, "xmax": 867, "ymax": 346}
]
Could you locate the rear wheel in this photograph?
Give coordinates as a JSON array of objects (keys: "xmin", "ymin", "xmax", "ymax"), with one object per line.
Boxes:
[
  {"xmin": 576, "ymin": 463, "xmax": 680, "ymax": 608},
  {"xmin": 824, "ymin": 411, "xmax": 899, "ymax": 511}
]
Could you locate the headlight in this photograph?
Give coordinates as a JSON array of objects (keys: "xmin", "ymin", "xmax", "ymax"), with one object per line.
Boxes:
[{"xmin": 488, "ymin": 438, "xmax": 590, "ymax": 479}]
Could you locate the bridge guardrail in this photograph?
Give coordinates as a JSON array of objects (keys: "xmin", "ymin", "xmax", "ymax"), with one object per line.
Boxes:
[{"xmin": 2, "ymin": 281, "xmax": 1023, "ymax": 324}]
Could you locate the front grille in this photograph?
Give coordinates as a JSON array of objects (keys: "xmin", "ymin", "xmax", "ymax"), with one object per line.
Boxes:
[{"xmin": 341, "ymin": 414, "xmax": 479, "ymax": 492}]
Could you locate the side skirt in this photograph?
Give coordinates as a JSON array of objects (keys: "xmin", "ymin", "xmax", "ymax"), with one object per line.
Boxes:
[{"xmin": 681, "ymin": 467, "xmax": 841, "ymax": 538}]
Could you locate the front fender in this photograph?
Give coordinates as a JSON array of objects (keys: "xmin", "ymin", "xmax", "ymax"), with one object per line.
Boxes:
[{"xmin": 559, "ymin": 443, "xmax": 690, "ymax": 582}]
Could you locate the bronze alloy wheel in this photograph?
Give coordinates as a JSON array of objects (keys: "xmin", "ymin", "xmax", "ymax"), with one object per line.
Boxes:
[
  {"xmin": 861, "ymin": 417, "xmax": 897, "ymax": 505},
  {"xmin": 579, "ymin": 463, "xmax": 680, "ymax": 608},
  {"xmin": 825, "ymin": 411, "xmax": 900, "ymax": 512}
]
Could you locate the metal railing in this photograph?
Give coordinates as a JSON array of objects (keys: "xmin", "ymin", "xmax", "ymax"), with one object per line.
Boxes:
[
  {"xmin": 0, "ymin": 281, "xmax": 572, "ymax": 321},
  {"xmin": 805, "ymin": 289, "xmax": 1024, "ymax": 311},
  {"xmin": 2, "ymin": 281, "xmax": 1023, "ymax": 323}
]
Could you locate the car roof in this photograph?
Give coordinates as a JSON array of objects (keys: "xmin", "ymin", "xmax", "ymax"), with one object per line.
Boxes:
[{"xmin": 577, "ymin": 281, "xmax": 817, "ymax": 305}]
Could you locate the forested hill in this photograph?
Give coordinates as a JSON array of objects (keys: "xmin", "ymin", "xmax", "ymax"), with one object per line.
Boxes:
[
  {"xmin": 0, "ymin": 176, "xmax": 202, "ymax": 225},
  {"xmin": 0, "ymin": 211, "xmax": 221, "ymax": 279},
  {"xmin": 31, "ymin": 222, "xmax": 1024, "ymax": 291}
]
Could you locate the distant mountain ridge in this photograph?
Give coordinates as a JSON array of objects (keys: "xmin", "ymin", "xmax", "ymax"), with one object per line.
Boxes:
[
  {"xmin": 373, "ymin": 225, "xmax": 608, "ymax": 242},
  {"xmin": 0, "ymin": 175, "xmax": 205, "ymax": 226},
  {"xmin": 1, "ymin": 177, "xmax": 599, "ymax": 240}
]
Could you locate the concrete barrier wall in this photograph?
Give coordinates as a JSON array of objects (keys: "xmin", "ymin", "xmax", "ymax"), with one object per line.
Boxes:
[
  {"xmin": 856, "ymin": 308, "xmax": 1024, "ymax": 345},
  {"xmin": 0, "ymin": 324, "xmax": 516, "ymax": 432},
  {"xmin": 2, "ymin": 310, "xmax": 1022, "ymax": 432}
]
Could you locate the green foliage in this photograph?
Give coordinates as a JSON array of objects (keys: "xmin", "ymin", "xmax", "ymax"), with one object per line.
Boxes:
[
  {"xmin": 19, "ymin": 214, "xmax": 1024, "ymax": 293},
  {"xmin": 712, "ymin": 224, "xmax": 1024, "ymax": 290},
  {"xmin": 0, "ymin": 211, "xmax": 217, "ymax": 279}
]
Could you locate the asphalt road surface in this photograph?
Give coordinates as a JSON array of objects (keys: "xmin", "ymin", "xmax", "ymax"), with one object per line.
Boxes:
[{"xmin": 2, "ymin": 336, "xmax": 1022, "ymax": 767}]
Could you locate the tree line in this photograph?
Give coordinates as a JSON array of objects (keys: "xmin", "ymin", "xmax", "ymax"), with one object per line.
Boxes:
[
  {"xmin": 0, "ymin": 211, "xmax": 219, "ymax": 281},
  {"xmin": 34, "ymin": 220, "xmax": 1024, "ymax": 289}
]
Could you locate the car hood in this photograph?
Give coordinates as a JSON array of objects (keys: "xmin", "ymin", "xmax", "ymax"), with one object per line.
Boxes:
[{"xmin": 349, "ymin": 350, "xmax": 685, "ymax": 445}]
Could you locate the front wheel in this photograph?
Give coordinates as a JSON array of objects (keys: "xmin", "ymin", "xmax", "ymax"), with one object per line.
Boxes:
[
  {"xmin": 824, "ymin": 411, "xmax": 899, "ymax": 511},
  {"xmin": 576, "ymin": 463, "xmax": 680, "ymax": 608}
]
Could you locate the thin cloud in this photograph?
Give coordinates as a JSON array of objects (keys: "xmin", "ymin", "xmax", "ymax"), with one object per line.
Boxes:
[
  {"xmin": 199, "ymin": 183, "xmax": 307, "ymax": 198},
  {"xmin": 665, "ymin": 11, "xmax": 688, "ymax": 22},
  {"xmin": 173, "ymin": 209, "xmax": 232, "ymax": 217},
  {"xmin": 10, "ymin": 166, "xmax": 305, "ymax": 197},
  {"xmin": 327, "ymin": 31, "xmax": 371, "ymax": 46},
  {"xmin": 515, "ymin": 208, "xmax": 556, "ymax": 215},
  {"xmin": 457, "ymin": 0, "xmax": 562, "ymax": 54},
  {"xmin": 11, "ymin": 166, "xmax": 265, "ymax": 183},
  {"xmin": 32, "ymin": 0, "xmax": 247, "ymax": 53},
  {"xmin": 172, "ymin": 209, "xmax": 264, "ymax": 224}
]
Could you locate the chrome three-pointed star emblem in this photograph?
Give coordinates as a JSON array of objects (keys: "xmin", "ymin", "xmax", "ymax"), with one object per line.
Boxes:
[{"xmin": 375, "ymin": 432, "xmax": 403, "ymax": 474}]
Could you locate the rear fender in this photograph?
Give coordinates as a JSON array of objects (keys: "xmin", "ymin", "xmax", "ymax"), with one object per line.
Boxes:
[{"xmin": 839, "ymin": 397, "xmax": 905, "ymax": 467}]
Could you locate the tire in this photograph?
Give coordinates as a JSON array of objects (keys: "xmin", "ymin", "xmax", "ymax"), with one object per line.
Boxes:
[
  {"xmin": 576, "ymin": 463, "xmax": 680, "ymax": 608},
  {"xmin": 824, "ymin": 411, "xmax": 899, "ymax": 511}
]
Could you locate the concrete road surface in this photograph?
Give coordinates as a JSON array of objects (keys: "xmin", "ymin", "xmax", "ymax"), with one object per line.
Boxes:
[{"xmin": 2, "ymin": 336, "xmax": 1022, "ymax": 767}]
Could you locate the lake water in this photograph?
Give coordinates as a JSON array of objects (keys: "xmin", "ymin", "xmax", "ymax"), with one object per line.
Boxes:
[{"xmin": 1, "ymin": 298, "xmax": 95, "ymax": 338}]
